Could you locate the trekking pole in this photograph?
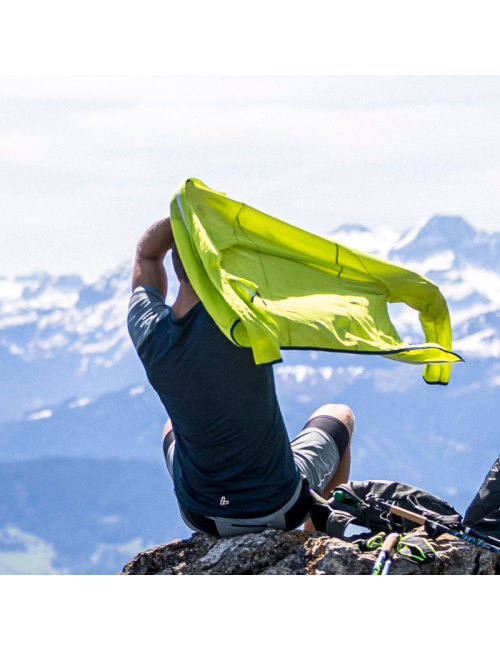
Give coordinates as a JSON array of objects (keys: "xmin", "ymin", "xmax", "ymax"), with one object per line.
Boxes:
[
  {"xmin": 371, "ymin": 532, "xmax": 400, "ymax": 575},
  {"xmin": 381, "ymin": 534, "xmax": 400, "ymax": 575},
  {"xmin": 460, "ymin": 524, "xmax": 500, "ymax": 548},
  {"xmin": 376, "ymin": 502, "xmax": 500, "ymax": 555}
]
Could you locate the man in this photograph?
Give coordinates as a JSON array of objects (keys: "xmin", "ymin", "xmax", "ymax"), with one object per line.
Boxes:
[{"xmin": 127, "ymin": 216, "xmax": 354, "ymax": 536}]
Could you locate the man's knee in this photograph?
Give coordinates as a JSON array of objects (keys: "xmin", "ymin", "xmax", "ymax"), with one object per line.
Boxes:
[{"xmin": 309, "ymin": 403, "xmax": 354, "ymax": 439}]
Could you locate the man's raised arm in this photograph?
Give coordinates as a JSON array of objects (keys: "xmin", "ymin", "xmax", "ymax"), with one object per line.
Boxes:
[{"xmin": 132, "ymin": 217, "xmax": 174, "ymax": 296}]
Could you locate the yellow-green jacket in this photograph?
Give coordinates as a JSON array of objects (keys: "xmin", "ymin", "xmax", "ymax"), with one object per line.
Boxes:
[{"xmin": 170, "ymin": 178, "xmax": 463, "ymax": 385}]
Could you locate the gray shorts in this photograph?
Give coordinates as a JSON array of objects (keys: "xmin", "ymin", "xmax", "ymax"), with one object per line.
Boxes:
[{"xmin": 164, "ymin": 415, "xmax": 349, "ymax": 536}]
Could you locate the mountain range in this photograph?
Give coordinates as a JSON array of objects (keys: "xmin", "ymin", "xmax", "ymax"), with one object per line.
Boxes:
[{"xmin": 1, "ymin": 214, "xmax": 499, "ymax": 573}]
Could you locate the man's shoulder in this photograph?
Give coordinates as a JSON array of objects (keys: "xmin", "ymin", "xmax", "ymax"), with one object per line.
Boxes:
[
  {"xmin": 129, "ymin": 284, "xmax": 167, "ymax": 309},
  {"xmin": 127, "ymin": 285, "xmax": 170, "ymax": 351}
]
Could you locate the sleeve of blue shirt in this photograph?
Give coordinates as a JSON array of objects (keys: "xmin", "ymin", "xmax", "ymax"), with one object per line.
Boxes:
[{"xmin": 127, "ymin": 285, "xmax": 170, "ymax": 351}]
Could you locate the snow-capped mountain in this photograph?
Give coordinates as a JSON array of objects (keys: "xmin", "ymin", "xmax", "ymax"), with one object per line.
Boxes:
[
  {"xmin": 2, "ymin": 215, "xmax": 500, "ymax": 425},
  {"xmin": 0, "ymin": 266, "xmax": 129, "ymax": 364},
  {"xmin": 3, "ymin": 214, "xmax": 500, "ymax": 574},
  {"xmin": 330, "ymin": 215, "xmax": 500, "ymax": 358},
  {"xmin": 0, "ymin": 257, "xmax": 179, "ymax": 423}
]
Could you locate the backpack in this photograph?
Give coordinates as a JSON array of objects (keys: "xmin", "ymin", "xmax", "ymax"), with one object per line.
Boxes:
[
  {"xmin": 311, "ymin": 479, "xmax": 463, "ymax": 540},
  {"xmin": 463, "ymin": 454, "xmax": 500, "ymax": 541}
]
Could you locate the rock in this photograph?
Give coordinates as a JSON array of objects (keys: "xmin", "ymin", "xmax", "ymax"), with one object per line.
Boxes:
[{"xmin": 119, "ymin": 527, "xmax": 500, "ymax": 575}]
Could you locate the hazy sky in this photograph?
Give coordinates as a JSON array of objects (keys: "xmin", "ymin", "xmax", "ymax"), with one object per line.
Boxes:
[{"xmin": 1, "ymin": 75, "xmax": 499, "ymax": 281}]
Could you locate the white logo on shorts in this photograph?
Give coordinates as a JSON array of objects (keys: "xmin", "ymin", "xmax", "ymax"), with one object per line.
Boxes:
[{"xmin": 220, "ymin": 496, "xmax": 230, "ymax": 505}]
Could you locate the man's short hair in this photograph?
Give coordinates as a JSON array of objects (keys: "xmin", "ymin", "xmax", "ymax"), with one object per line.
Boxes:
[{"xmin": 172, "ymin": 242, "xmax": 190, "ymax": 283}]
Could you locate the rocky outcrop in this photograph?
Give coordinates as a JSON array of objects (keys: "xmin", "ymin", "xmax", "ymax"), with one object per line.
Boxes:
[{"xmin": 120, "ymin": 528, "xmax": 500, "ymax": 575}]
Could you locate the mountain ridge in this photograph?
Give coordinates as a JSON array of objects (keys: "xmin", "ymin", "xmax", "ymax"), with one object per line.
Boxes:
[{"xmin": 2, "ymin": 213, "xmax": 500, "ymax": 423}]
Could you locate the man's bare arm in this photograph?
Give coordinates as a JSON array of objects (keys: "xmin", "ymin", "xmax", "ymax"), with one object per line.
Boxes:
[{"xmin": 132, "ymin": 217, "xmax": 174, "ymax": 296}]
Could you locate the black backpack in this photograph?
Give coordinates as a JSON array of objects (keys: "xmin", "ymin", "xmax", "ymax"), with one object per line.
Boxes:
[
  {"xmin": 311, "ymin": 479, "xmax": 462, "ymax": 539},
  {"xmin": 464, "ymin": 454, "xmax": 500, "ymax": 541}
]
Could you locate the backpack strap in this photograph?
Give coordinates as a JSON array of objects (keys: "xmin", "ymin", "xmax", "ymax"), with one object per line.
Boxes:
[{"xmin": 310, "ymin": 490, "xmax": 361, "ymax": 539}]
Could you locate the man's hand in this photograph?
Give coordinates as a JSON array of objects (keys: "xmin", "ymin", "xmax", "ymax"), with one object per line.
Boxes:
[{"xmin": 132, "ymin": 217, "xmax": 174, "ymax": 296}]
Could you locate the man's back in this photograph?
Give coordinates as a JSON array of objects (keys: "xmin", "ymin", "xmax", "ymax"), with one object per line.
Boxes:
[
  {"xmin": 128, "ymin": 285, "xmax": 300, "ymax": 518},
  {"xmin": 128, "ymin": 215, "xmax": 354, "ymax": 537}
]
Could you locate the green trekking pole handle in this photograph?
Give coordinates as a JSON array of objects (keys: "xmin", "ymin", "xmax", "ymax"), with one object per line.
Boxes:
[{"xmin": 371, "ymin": 532, "xmax": 400, "ymax": 575}]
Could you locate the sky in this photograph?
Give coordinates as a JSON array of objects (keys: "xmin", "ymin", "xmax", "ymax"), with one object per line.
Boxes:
[{"xmin": 1, "ymin": 75, "xmax": 500, "ymax": 282}]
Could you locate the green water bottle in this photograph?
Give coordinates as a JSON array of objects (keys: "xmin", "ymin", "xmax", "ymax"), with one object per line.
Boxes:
[{"xmin": 333, "ymin": 490, "xmax": 346, "ymax": 502}]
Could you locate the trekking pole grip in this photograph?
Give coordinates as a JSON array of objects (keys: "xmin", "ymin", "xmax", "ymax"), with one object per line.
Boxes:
[
  {"xmin": 382, "ymin": 531, "xmax": 401, "ymax": 552},
  {"xmin": 389, "ymin": 505, "xmax": 426, "ymax": 526},
  {"xmin": 371, "ymin": 532, "xmax": 400, "ymax": 575}
]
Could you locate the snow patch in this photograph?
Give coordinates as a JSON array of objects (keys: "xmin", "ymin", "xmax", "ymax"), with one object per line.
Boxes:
[
  {"xmin": 459, "ymin": 267, "xmax": 500, "ymax": 307},
  {"xmin": 0, "ymin": 280, "xmax": 24, "ymax": 301},
  {"xmin": 454, "ymin": 328, "xmax": 500, "ymax": 358},
  {"xmin": 329, "ymin": 226, "xmax": 400, "ymax": 259},
  {"xmin": 98, "ymin": 515, "xmax": 121, "ymax": 525},
  {"xmin": 393, "ymin": 250, "xmax": 455, "ymax": 275},
  {"xmin": 276, "ymin": 365, "xmax": 315, "ymax": 383},
  {"xmin": 37, "ymin": 333, "xmax": 69, "ymax": 350},
  {"xmin": 27, "ymin": 409, "xmax": 52, "ymax": 421},
  {"xmin": 69, "ymin": 397, "xmax": 92, "ymax": 408},
  {"xmin": 276, "ymin": 364, "xmax": 364, "ymax": 384},
  {"xmin": 448, "ymin": 304, "xmax": 495, "ymax": 327},
  {"xmin": 318, "ymin": 367, "xmax": 333, "ymax": 381},
  {"xmin": 439, "ymin": 280, "xmax": 477, "ymax": 303},
  {"xmin": 28, "ymin": 290, "xmax": 81, "ymax": 311},
  {"xmin": 0, "ymin": 313, "xmax": 38, "ymax": 329},
  {"xmin": 391, "ymin": 219, "xmax": 428, "ymax": 252}
]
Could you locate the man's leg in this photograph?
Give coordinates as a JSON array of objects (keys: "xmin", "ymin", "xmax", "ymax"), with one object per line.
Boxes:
[
  {"xmin": 163, "ymin": 418, "xmax": 173, "ymax": 443},
  {"xmin": 162, "ymin": 419, "xmax": 176, "ymax": 479},
  {"xmin": 313, "ymin": 404, "xmax": 354, "ymax": 498},
  {"xmin": 298, "ymin": 403, "xmax": 354, "ymax": 532}
]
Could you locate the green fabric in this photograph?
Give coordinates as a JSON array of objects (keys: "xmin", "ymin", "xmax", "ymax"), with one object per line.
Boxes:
[
  {"xmin": 170, "ymin": 178, "xmax": 463, "ymax": 384},
  {"xmin": 396, "ymin": 535, "xmax": 437, "ymax": 563}
]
